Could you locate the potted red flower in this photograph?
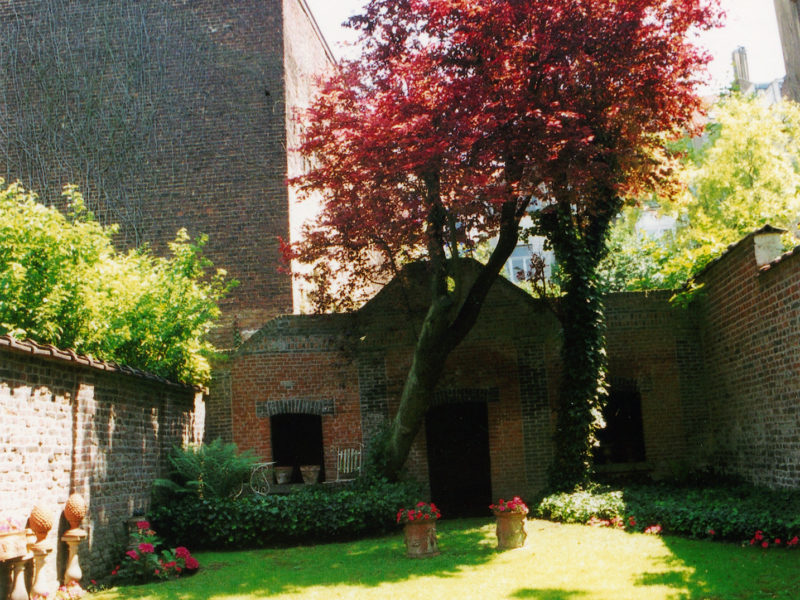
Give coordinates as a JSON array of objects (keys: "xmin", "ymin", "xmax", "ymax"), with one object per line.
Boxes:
[
  {"xmin": 490, "ymin": 496, "xmax": 528, "ymax": 550},
  {"xmin": 396, "ymin": 501, "xmax": 441, "ymax": 558}
]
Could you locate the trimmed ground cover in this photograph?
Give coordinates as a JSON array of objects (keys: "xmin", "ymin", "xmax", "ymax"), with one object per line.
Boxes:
[{"xmin": 91, "ymin": 518, "xmax": 800, "ymax": 600}]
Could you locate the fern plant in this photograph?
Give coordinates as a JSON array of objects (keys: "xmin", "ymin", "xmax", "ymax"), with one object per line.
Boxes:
[{"xmin": 154, "ymin": 440, "xmax": 258, "ymax": 501}]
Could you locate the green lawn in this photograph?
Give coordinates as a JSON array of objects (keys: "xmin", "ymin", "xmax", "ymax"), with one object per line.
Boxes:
[{"xmin": 91, "ymin": 519, "xmax": 800, "ymax": 600}]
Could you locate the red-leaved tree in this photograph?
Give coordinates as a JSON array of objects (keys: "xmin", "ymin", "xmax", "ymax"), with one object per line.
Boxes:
[{"xmin": 284, "ymin": 0, "xmax": 721, "ymax": 487}]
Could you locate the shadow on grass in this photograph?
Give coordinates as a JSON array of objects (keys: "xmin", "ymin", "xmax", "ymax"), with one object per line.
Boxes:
[
  {"xmin": 511, "ymin": 588, "xmax": 588, "ymax": 599},
  {"xmin": 104, "ymin": 519, "xmax": 497, "ymax": 600},
  {"xmin": 635, "ymin": 536, "xmax": 800, "ymax": 599}
]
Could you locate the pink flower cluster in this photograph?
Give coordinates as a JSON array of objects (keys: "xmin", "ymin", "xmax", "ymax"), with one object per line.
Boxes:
[
  {"xmin": 112, "ymin": 520, "xmax": 199, "ymax": 581},
  {"xmin": 490, "ymin": 496, "xmax": 529, "ymax": 515},
  {"xmin": 0, "ymin": 516, "xmax": 24, "ymax": 533},
  {"xmin": 749, "ymin": 530, "xmax": 799, "ymax": 549},
  {"xmin": 397, "ymin": 501, "xmax": 441, "ymax": 523}
]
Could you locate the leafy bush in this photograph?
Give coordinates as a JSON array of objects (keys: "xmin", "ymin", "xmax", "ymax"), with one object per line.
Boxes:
[
  {"xmin": 153, "ymin": 440, "xmax": 258, "ymax": 500},
  {"xmin": 149, "ymin": 476, "xmax": 421, "ymax": 549},
  {"xmin": 534, "ymin": 483, "xmax": 800, "ymax": 543},
  {"xmin": 0, "ymin": 180, "xmax": 234, "ymax": 384}
]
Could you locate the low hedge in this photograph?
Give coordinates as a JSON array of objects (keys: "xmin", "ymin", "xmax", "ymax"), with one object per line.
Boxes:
[
  {"xmin": 535, "ymin": 483, "xmax": 800, "ymax": 544},
  {"xmin": 149, "ymin": 476, "xmax": 420, "ymax": 549}
]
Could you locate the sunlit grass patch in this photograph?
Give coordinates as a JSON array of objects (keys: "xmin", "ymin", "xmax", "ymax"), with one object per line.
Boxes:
[{"xmin": 91, "ymin": 519, "xmax": 800, "ymax": 600}]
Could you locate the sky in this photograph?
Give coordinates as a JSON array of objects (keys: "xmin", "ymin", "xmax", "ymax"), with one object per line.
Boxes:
[{"xmin": 304, "ymin": 0, "xmax": 786, "ymax": 93}]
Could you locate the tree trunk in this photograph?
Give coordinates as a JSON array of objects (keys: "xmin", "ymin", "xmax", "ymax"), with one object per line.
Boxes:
[
  {"xmin": 382, "ymin": 199, "xmax": 525, "ymax": 481},
  {"xmin": 542, "ymin": 195, "xmax": 619, "ymax": 491}
]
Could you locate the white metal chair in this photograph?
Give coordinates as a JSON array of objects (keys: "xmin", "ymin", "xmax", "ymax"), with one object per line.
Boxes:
[{"xmin": 334, "ymin": 445, "xmax": 363, "ymax": 482}]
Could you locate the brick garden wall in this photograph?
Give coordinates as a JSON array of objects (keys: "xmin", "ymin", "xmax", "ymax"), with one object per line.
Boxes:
[
  {"xmin": 0, "ymin": 339, "xmax": 203, "ymax": 595},
  {"xmin": 696, "ymin": 234, "xmax": 800, "ymax": 488},
  {"xmin": 605, "ymin": 292, "xmax": 708, "ymax": 477}
]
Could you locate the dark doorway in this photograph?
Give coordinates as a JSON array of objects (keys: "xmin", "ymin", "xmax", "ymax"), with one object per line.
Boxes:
[
  {"xmin": 271, "ymin": 414, "xmax": 325, "ymax": 483},
  {"xmin": 594, "ymin": 379, "xmax": 646, "ymax": 465},
  {"xmin": 425, "ymin": 401, "xmax": 492, "ymax": 518}
]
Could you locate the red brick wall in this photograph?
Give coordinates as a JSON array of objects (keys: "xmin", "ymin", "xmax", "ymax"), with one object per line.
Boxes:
[
  {"xmin": 230, "ymin": 316, "xmax": 362, "ymax": 480},
  {"xmin": 228, "ymin": 241, "xmax": 800, "ymax": 496},
  {"xmin": 0, "ymin": 346, "xmax": 202, "ymax": 594},
  {"xmin": 605, "ymin": 292, "xmax": 706, "ymax": 477},
  {"xmin": 697, "ymin": 236, "xmax": 800, "ymax": 488}
]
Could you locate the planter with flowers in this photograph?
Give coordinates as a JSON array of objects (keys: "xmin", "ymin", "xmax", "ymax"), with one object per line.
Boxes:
[
  {"xmin": 110, "ymin": 520, "xmax": 199, "ymax": 583},
  {"xmin": 490, "ymin": 496, "xmax": 528, "ymax": 550},
  {"xmin": 397, "ymin": 502, "xmax": 441, "ymax": 558}
]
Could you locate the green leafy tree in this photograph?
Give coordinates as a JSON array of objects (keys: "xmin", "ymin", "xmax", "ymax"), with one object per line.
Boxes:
[
  {"xmin": 0, "ymin": 180, "xmax": 234, "ymax": 384},
  {"xmin": 599, "ymin": 94, "xmax": 800, "ymax": 292}
]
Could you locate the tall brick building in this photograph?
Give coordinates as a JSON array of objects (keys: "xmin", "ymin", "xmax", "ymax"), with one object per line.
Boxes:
[
  {"xmin": 774, "ymin": 0, "xmax": 800, "ymax": 102},
  {"xmin": 0, "ymin": 0, "xmax": 334, "ymax": 344}
]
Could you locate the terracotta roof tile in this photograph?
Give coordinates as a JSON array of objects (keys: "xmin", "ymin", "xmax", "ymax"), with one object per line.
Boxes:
[
  {"xmin": 759, "ymin": 244, "xmax": 800, "ymax": 273},
  {"xmin": 0, "ymin": 335, "xmax": 198, "ymax": 391}
]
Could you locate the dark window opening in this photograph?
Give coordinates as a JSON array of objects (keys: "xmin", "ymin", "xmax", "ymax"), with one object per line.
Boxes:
[
  {"xmin": 271, "ymin": 413, "xmax": 325, "ymax": 484},
  {"xmin": 425, "ymin": 401, "xmax": 492, "ymax": 518},
  {"xmin": 594, "ymin": 379, "xmax": 646, "ymax": 465}
]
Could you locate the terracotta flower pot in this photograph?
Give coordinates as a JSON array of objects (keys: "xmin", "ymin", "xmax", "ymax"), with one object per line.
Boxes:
[
  {"xmin": 275, "ymin": 466, "xmax": 293, "ymax": 485},
  {"xmin": 403, "ymin": 521, "xmax": 439, "ymax": 558},
  {"xmin": 494, "ymin": 511, "xmax": 527, "ymax": 550},
  {"xmin": 300, "ymin": 464, "xmax": 320, "ymax": 485}
]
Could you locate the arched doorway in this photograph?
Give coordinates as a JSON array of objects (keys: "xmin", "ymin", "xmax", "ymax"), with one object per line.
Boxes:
[
  {"xmin": 425, "ymin": 400, "xmax": 492, "ymax": 518},
  {"xmin": 594, "ymin": 378, "xmax": 646, "ymax": 465}
]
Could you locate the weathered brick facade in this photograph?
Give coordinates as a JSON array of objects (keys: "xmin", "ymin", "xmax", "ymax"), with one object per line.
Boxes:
[
  {"xmin": 0, "ymin": 337, "xmax": 203, "ymax": 595},
  {"xmin": 0, "ymin": 0, "xmax": 334, "ymax": 345},
  {"xmin": 695, "ymin": 229, "xmax": 800, "ymax": 488},
  {"xmin": 228, "ymin": 231, "xmax": 800, "ymax": 501}
]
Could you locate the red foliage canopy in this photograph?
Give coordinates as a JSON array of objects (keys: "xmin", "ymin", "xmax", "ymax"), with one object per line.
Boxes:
[{"xmin": 284, "ymin": 0, "xmax": 721, "ymax": 309}]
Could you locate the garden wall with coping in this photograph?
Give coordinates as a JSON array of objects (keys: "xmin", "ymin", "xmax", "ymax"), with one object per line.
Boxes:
[
  {"xmin": 0, "ymin": 337, "xmax": 203, "ymax": 596},
  {"xmin": 696, "ymin": 229, "xmax": 800, "ymax": 488}
]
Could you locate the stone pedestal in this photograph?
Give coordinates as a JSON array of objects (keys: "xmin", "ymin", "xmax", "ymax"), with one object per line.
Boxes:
[
  {"xmin": 61, "ymin": 530, "xmax": 86, "ymax": 587},
  {"xmin": 30, "ymin": 543, "xmax": 55, "ymax": 600},
  {"xmin": 8, "ymin": 555, "xmax": 30, "ymax": 600}
]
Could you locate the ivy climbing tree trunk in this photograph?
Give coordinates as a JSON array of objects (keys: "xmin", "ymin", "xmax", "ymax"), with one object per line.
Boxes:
[{"xmin": 541, "ymin": 192, "xmax": 622, "ymax": 490}]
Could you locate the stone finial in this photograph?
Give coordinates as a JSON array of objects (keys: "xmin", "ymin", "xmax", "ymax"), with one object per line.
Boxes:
[
  {"xmin": 28, "ymin": 505, "xmax": 54, "ymax": 543},
  {"xmin": 64, "ymin": 494, "xmax": 87, "ymax": 531}
]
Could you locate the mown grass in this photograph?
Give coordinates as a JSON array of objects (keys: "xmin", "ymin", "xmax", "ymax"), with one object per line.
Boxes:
[{"xmin": 90, "ymin": 518, "xmax": 800, "ymax": 600}]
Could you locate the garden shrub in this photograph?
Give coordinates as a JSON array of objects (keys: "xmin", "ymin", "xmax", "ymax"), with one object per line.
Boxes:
[
  {"xmin": 110, "ymin": 519, "xmax": 200, "ymax": 583},
  {"xmin": 153, "ymin": 440, "xmax": 258, "ymax": 500},
  {"xmin": 534, "ymin": 482, "xmax": 800, "ymax": 543},
  {"xmin": 0, "ymin": 180, "xmax": 234, "ymax": 384},
  {"xmin": 149, "ymin": 476, "xmax": 421, "ymax": 549}
]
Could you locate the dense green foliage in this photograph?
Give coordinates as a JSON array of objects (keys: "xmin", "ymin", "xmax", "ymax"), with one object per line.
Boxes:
[
  {"xmin": 540, "ymin": 200, "xmax": 615, "ymax": 491},
  {"xmin": 149, "ymin": 477, "xmax": 421, "ymax": 549},
  {"xmin": 153, "ymin": 440, "xmax": 258, "ymax": 501},
  {"xmin": 598, "ymin": 94, "xmax": 800, "ymax": 293},
  {"xmin": 535, "ymin": 482, "xmax": 800, "ymax": 543},
  {"xmin": 0, "ymin": 180, "xmax": 233, "ymax": 384}
]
